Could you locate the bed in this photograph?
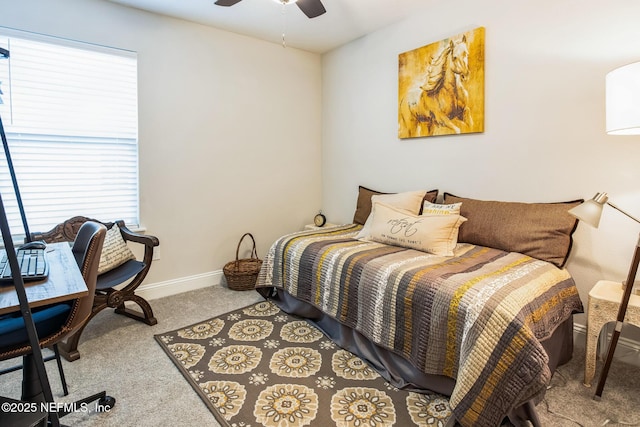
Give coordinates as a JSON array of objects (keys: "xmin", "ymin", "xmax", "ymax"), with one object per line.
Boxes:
[{"xmin": 255, "ymin": 187, "xmax": 584, "ymax": 427}]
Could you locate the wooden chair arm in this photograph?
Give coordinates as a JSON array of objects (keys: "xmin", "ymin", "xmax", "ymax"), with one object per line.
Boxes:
[{"xmin": 115, "ymin": 220, "xmax": 160, "ymax": 248}]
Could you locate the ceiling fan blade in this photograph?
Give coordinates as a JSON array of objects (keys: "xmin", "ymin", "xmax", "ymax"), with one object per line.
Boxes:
[
  {"xmin": 214, "ymin": 0, "xmax": 243, "ymax": 6},
  {"xmin": 296, "ymin": 0, "xmax": 326, "ymax": 18}
]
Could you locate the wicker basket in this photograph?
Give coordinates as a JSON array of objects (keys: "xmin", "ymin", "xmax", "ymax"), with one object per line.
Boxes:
[{"xmin": 223, "ymin": 233, "xmax": 263, "ymax": 291}]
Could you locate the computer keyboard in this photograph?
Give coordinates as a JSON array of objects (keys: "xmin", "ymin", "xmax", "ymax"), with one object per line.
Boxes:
[{"xmin": 0, "ymin": 248, "xmax": 49, "ymax": 283}]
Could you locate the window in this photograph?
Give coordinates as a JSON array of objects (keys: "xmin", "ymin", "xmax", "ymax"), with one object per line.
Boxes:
[{"xmin": 0, "ymin": 28, "xmax": 138, "ymax": 239}]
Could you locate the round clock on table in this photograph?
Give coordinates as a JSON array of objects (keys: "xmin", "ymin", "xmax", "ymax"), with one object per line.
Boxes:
[{"xmin": 314, "ymin": 211, "xmax": 326, "ymax": 227}]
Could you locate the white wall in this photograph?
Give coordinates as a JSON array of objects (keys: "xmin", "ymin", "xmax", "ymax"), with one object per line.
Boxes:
[
  {"xmin": 322, "ymin": 0, "xmax": 640, "ymax": 326},
  {"xmin": 0, "ymin": 0, "xmax": 323, "ymax": 290}
]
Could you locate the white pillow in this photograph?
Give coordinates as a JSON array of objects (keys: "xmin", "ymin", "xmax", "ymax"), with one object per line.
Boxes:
[
  {"xmin": 422, "ymin": 201, "xmax": 462, "ymax": 215},
  {"xmin": 368, "ymin": 203, "xmax": 467, "ymax": 256},
  {"xmin": 97, "ymin": 224, "xmax": 136, "ymax": 275},
  {"xmin": 355, "ymin": 190, "xmax": 426, "ymax": 240}
]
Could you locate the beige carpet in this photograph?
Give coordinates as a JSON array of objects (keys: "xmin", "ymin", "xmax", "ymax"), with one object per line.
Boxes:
[{"xmin": 0, "ymin": 285, "xmax": 639, "ymax": 426}]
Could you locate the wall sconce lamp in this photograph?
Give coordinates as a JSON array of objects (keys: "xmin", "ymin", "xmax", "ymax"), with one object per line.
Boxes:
[{"xmin": 568, "ymin": 60, "xmax": 640, "ymax": 400}]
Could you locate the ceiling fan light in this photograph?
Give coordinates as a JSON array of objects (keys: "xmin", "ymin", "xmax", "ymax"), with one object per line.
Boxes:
[{"xmin": 272, "ymin": 0, "xmax": 298, "ymax": 4}]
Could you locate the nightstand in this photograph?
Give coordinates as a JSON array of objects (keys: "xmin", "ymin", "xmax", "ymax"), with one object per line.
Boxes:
[
  {"xmin": 583, "ymin": 280, "xmax": 640, "ymax": 387},
  {"xmin": 304, "ymin": 223, "xmax": 336, "ymax": 231}
]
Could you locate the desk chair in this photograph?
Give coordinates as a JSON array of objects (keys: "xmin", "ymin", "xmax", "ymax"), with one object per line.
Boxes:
[
  {"xmin": 0, "ymin": 221, "xmax": 115, "ymax": 422},
  {"xmin": 32, "ymin": 216, "xmax": 159, "ymax": 361}
]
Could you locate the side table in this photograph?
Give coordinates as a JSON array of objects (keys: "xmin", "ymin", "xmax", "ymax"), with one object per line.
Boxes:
[
  {"xmin": 584, "ymin": 280, "xmax": 640, "ymax": 387},
  {"xmin": 304, "ymin": 223, "xmax": 336, "ymax": 231}
]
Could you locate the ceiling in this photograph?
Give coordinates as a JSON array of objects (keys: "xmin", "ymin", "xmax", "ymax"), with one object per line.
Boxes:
[{"xmin": 106, "ymin": 0, "xmax": 432, "ymax": 53}]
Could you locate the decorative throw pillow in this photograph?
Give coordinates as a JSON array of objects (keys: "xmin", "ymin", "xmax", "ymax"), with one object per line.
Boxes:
[
  {"xmin": 97, "ymin": 224, "xmax": 136, "ymax": 275},
  {"xmin": 356, "ymin": 190, "xmax": 428, "ymax": 240},
  {"xmin": 368, "ymin": 203, "xmax": 467, "ymax": 256},
  {"xmin": 443, "ymin": 193, "xmax": 582, "ymax": 267},
  {"xmin": 352, "ymin": 186, "xmax": 438, "ymax": 225},
  {"xmin": 422, "ymin": 201, "xmax": 462, "ymax": 215}
]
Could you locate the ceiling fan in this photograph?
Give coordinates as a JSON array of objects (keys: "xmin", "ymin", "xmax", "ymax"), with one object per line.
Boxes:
[{"xmin": 214, "ymin": 0, "xmax": 326, "ymax": 19}]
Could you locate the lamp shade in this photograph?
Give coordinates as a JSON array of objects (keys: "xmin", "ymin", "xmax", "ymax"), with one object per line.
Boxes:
[
  {"xmin": 606, "ymin": 61, "xmax": 640, "ymax": 135},
  {"xmin": 568, "ymin": 192, "xmax": 608, "ymax": 228}
]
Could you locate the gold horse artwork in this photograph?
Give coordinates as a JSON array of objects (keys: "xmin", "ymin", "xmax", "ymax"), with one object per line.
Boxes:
[{"xmin": 398, "ymin": 27, "xmax": 484, "ymax": 138}]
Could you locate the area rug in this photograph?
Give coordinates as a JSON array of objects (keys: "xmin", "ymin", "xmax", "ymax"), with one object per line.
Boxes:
[{"xmin": 155, "ymin": 300, "xmax": 455, "ymax": 427}]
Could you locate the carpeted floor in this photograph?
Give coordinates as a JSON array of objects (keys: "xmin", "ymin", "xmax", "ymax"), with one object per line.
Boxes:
[{"xmin": 1, "ymin": 285, "xmax": 639, "ymax": 426}]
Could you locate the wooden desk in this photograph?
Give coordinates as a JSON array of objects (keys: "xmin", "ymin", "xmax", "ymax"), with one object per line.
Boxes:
[
  {"xmin": 0, "ymin": 242, "xmax": 87, "ymax": 425},
  {"xmin": 0, "ymin": 243, "xmax": 87, "ymax": 315}
]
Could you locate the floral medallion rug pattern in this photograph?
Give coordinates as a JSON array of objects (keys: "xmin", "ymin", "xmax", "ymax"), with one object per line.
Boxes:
[{"xmin": 155, "ymin": 301, "xmax": 453, "ymax": 427}]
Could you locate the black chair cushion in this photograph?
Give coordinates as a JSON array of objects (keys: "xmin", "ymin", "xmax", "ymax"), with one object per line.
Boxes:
[
  {"xmin": 0, "ymin": 302, "xmax": 72, "ymax": 348},
  {"xmin": 96, "ymin": 259, "xmax": 145, "ymax": 290}
]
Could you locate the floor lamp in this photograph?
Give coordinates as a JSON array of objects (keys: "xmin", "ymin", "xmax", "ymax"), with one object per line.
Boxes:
[{"xmin": 568, "ymin": 60, "xmax": 640, "ymax": 400}]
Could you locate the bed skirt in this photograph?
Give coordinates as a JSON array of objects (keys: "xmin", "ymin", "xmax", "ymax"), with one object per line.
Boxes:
[{"xmin": 257, "ymin": 287, "xmax": 575, "ymax": 427}]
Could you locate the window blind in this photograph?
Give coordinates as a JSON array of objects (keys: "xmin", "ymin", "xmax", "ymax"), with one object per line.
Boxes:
[{"xmin": 0, "ymin": 29, "xmax": 138, "ymax": 238}]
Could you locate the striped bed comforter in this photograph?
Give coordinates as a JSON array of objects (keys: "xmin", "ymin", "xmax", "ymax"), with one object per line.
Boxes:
[{"xmin": 255, "ymin": 224, "xmax": 583, "ymax": 427}]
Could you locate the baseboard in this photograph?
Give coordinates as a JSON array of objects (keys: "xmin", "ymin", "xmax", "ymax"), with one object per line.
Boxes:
[
  {"xmin": 574, "ymin": 322, "xmax": 640, "ymax": 367},
  {"xmin": 135, "ymin": 269, "xmax": 224, "ymax": 301}
]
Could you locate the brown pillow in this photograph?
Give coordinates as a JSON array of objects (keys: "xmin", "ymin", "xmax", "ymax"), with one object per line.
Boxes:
[
  {"xmin": 443, "ymin": 193, "xmax": 582, "ymax": 267},
  {"xmin": 353, "ymin": 186, "xmax": 438, "ymax": 225}
]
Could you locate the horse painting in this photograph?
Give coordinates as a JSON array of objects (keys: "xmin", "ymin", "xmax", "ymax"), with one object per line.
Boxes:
[{"xmin": 398, "ymin": 28, "xmax": 484, "ymax": 138}]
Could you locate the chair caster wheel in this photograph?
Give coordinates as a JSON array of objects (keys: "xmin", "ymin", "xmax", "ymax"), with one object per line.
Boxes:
[{"xmin": 98, "ymin": 395, "xmax": 116, "ymax": 411}]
